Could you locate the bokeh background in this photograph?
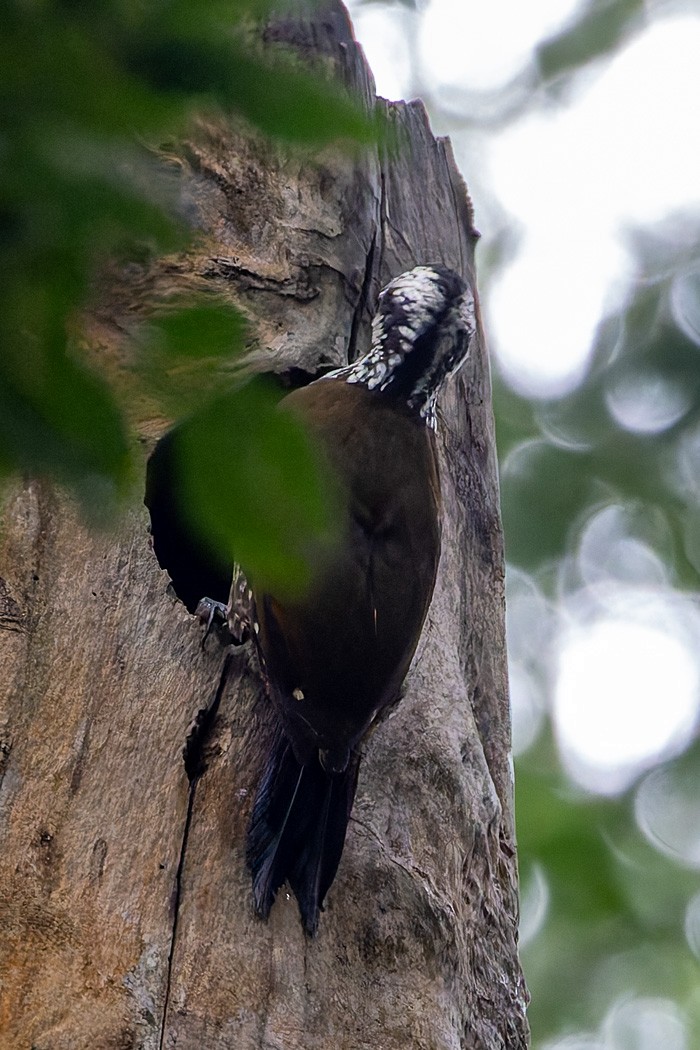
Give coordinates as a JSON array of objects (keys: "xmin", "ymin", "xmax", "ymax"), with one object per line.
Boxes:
[{"xmin": 347, "ymin": 0, "xmax": 700, "ymax": 1045}]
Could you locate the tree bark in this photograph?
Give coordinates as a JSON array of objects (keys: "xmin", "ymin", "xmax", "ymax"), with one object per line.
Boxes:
[{"xmin": 0, "ymin": 3, "xmax": 528, "ymax": 1047}]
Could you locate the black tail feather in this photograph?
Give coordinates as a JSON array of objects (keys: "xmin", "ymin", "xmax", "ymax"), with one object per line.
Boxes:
[{"xmin": 246, "ymin": 732, "xmax": 360, "ymax": 935}]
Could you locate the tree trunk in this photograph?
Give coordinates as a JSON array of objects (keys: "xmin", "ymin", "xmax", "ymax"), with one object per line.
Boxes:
[{"xmin": 0, "ymin": 3, "xmax": 528, "ymax": 1047}]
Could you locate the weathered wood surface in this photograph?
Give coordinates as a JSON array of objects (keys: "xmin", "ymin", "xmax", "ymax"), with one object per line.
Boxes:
[{"xmin": 0, "ymin": 3, "xmax": 528, "ymax": 1047}]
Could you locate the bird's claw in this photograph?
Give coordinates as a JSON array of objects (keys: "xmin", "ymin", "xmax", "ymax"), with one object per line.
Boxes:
[{"xmin": 195, "ymin": 597, "xmax": 233, "ymax": 649}]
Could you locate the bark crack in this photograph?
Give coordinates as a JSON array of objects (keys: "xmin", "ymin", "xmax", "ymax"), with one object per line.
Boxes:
[
  {"xmin": 158, "ymin": 777, "xmax": 197, "ymax": 1050},
  {"xmin": 347, "ymin": 228, "xmax": 377, "ymax": 364},
  {"xmin": 377, "ymin": 167, "xmax": 387, "ymax": 279},
  {"xmin": 158, "ymin": 654, "xmax": 234, "ymax": 1049}
]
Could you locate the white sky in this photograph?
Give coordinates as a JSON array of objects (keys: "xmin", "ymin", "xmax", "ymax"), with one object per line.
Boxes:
[
  {"xmin": 420, "ymin": 0, "xmax": 583, "ymax": 92},
  {"xmin": 348, "ymin": 0, "xmax": 700, "ymax": 798}
]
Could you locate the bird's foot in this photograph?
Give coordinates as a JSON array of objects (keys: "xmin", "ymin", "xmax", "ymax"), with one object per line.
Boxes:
[
  {"xmin": 194, "ymin": 566, "xmax": 253, "ymax": 649},
  {"xmin": 195, "ymin": 597, "xmax": 233, "ymax": 648}
]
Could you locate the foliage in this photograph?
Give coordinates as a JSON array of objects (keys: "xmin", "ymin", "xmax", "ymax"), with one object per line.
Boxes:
[
  {"xmin": 497, "ymin": 217, "xmax": 700, "ymax": 583},
  {"xmin": 517, "ymin": 735, "xmax": 700, "ymax": 1043},
  {"xmin": 495, "ymin": 212, "xmax": 700, "ymax": 1046},
  {"xmin": 172, "ymin": 377, "xmax": 339, "ymax": 596},
  {"xmin": 536, "ymin": 0, "xmax": 646, "ymax": 84},
  {"xmin": 0, "ymin": 0, "xmax": 377, "ymax": 589},
  {"xmin": 490, "ymin": 9, "xmax": 700, "ymax": 1049}
]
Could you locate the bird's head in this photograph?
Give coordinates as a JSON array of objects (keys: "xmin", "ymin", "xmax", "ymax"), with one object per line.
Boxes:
[{"xmin": 334, "ymin": 265, "xmax": 476, "ymax": 428}]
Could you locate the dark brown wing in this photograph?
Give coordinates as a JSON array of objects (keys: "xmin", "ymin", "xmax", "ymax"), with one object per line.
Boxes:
[{"xmin": 255, "ymin": 379, "xmax": 442, "ymax": 761}]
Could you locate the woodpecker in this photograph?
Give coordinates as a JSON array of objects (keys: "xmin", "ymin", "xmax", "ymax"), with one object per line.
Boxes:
[{"xmin": 242, "ymin": 264, "xmax": 476, "ymax": 933}]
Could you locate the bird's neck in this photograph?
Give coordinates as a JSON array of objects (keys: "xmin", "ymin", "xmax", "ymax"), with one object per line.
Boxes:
[{"xmin": 324, "ymin": 328, "xmax": 445, "ymax": 429}]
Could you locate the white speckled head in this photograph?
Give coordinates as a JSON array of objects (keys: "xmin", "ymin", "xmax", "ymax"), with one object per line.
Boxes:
[{"xmin": 325, "ymin": 265, "xmax": 476, "ymax": 428}]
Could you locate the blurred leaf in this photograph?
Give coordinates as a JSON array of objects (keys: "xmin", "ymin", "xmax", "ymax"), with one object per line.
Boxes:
[
  {"xmin": 224, "ymin": 41, "xmax": 379, "ymax": 145},
  {"xmin": 492, "ymin": 378, "xmax": 539, "ymax": 457},
  {"xmin": 147, "ymin": 302, "xmax": 248, "ymax": 359},
  {"xmin": 0, "ymin": 341, "xmax": 131, "ymax": 512},
  {"xmin": 517, "ymin": 752, "xmax": 629, "ymax": 920},
  {"xmin": 537, "ymin": 0, "xmax": 646, "ymax": 83},
  {"xmin": 516, "ymin": 740, "xmax": 700, "ymax": 1040},
  {"xmin": 500, "ymin": 439, "xmax": 602, "ymax": 567},
  {"xmin": 120, "ymin": 31, "xmax": 379, "ymax": 145},
  {"xmin": 173, "ymin": 378, "xmax": 339, "ymax": 596},
  {"xmin": 136, "ymin": 301, "xmax": 249, "ymax": 414},
  {"xmin": 0, "ymin": 0, "xmax": 377, "ymax": 516}
]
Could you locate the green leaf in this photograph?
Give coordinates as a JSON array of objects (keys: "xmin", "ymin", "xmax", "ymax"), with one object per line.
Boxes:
[
  {"xmin": 1, "ymin": 0, "xmax": 378, "ymax": 521},
  {"xmin": 173, "ymin": 378, "xmax": 339, "ymax": 596},
  {"xmin": 224, "ymin": 41, "xmax": 379, "ymax": 145},
  {"xmin": 0, "ymin": 341, "xmax": 131, "ymax": 511},
  {"xmin": 120, "ymin": 31, "xmax": 379, "ymax": 145},
  {"xmin": 135, "ymin": 301, "xmax": 249, "ymax": 415},
  {"xmin": 147, "ymin": 302, "xmax": 249, "ymax": 359}
]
